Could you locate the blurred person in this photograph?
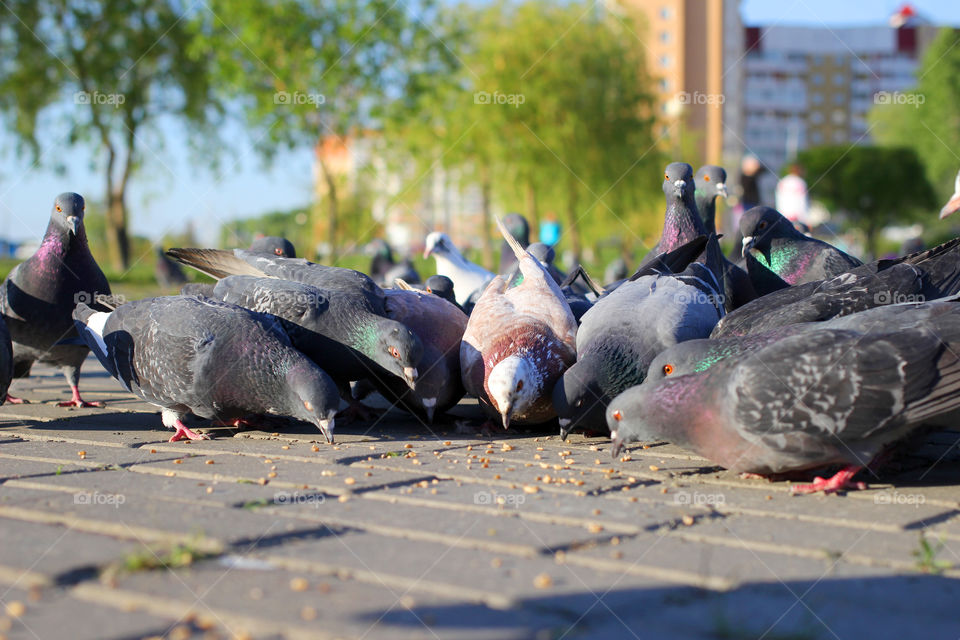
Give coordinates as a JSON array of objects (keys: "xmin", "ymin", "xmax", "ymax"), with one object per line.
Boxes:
[
  {"xmin": 776, "ymin": 164, "xmax": 810, "ymax": 225},
  {"xmin": 539, "ymin": 212, "xmax": 561, "ymax": 246},
  {"xmin": 728, "ymin": 155, "xmax": 767, "ymax": 261}
]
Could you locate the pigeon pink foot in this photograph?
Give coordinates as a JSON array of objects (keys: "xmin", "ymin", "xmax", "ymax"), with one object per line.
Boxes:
[
  {"xmin": 169, "ymin": 419, "xmax": 210, "ymax": 442},
  {"xmin": 5, "ymin": 394, "xmax": 27, "ymax": 405},
  {"xmin": 57, "ymin": 386, "xmax": 103, "ymax": 408},
  {"xmin": 791, "ymin": 466, "xmax": 865, "ymax": 494}
]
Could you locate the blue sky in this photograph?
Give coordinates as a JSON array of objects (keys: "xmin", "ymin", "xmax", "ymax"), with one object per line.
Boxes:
[{"xmin": 1, "ymin": 0, "xmax": 959, "ymax": 247}]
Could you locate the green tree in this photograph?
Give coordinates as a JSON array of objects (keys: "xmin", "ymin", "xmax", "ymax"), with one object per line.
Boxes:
[
  {"xmin": 0, "ymin": 0, "xmax": 223, "ymax": 270},
  {"xmin": 198, "ymin": 0, "xmax": 454, "ymax": 262},
  {"xmin": 870, "ymin": 27, "xmax": 960, "ymax": 202},
  {"xmin": 796, "ymin": 145, "xmax": 936, "ymax": 257}
]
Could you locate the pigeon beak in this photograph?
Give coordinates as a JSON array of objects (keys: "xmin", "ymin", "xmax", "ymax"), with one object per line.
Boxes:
[
  {"xmin": 423, "ymin": 247, "xmax": 432, "ymax": 259},
  {"xmin": 741, "ymin": 235, "xmax": 755, "ymax": 258},
  {"xmin": 500, "ymin": 410, "xmax": 510, "ymax": 430},
  {"xmin": 716, "ymin": 183, "xmax": 728, "ymax": 199},
  {"xmin": 422, "ymin": 397, "xmax": 437, "ymax": 424},
  {"xmin": 610, "ymin": 430, "xmax": 623, "ymax": 459},
  {"xmin": 940, "ymin": 192, "xmax": 960, "ymax": 219},
  {"xmin": 673, "ymin": 180, "xmax": 686, "ymax": 197},
  {"xmin": 316, "ymin": 418, "xmax": 335, "ymax": 444},
  {"xmin": 403, "ymin": 366, "xmax": 418, "ymax": 390},
  {"xmin": 66, "ymin": 215, "xmax": 80, "ymax": 236},
  {"xmin": 559, "ymin": 418, "xmax": 571, "ymax": 442}
]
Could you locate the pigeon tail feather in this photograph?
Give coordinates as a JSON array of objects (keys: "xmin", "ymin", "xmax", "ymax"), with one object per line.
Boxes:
[{"xmin": 167, "ymin": 248, "xmax": 268, "ymax": 280}]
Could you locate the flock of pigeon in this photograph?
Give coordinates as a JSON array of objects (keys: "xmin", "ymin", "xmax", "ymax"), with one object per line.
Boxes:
[{"xmin": 4, "ymin": 163, "xmax": 960, "ymax": 495}]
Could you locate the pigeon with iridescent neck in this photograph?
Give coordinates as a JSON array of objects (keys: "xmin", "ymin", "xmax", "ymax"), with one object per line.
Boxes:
[
  {"xmin": 73, "ymin": 296, "xmax": 339, "ymax": 443},
  {"xmin": 694, "ymin": 165, "xmax": 728, "ymax": 235},
  {"xmin": 0, "ymin": 193, "xmax": 111, "ymax": 407},
  {"xmin": 740, "ymin": 206, "xmax": 862, "ymax": 287},
  {"xmin": 609, "ymin": 299, "xmax": 960, "ymax": 494},
  {"xmin": 461, "ymin": 218, "xmax": 577, "ymax": 428}
]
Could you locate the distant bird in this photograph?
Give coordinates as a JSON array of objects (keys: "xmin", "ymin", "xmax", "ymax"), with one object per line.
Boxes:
[
  {"xmin": 363, "ymin": 282, "xmax": 468, "ymax": 422},
  {"xmin": 608, "ymin": 299, "xmax": 960, "ymax": 493},
  {"xmin": 553, "ymin": 235, "xmax": 725, "ymax": 438},
  {"xmin": 367, "ymin": 238, "xmax": 420, "ymax": 287},
  {"xmin": 939, "ymin": 169, "xmax": 960, "ymax": 219},
  {"xmin": 423, "ymin": 232, "xmax": 495, "ymax": 307},
  {"xmin": 0, "ymin": 193, "xmax": 110, "ymax": 407},
  {"xmin": 498, "ymin": 213, "xmax": 530, "ymax": 274},
  {"xmin": 249, "ymin": 236, "xmax": 296, "ymax": 258},
  {"xmin": 740, "ymin": 206, "xmax": 862, "ymax": 286},
  {"xmin": 461, "ymin": 218, "xmax": 577, "ymax": 428},
  {"xmin": 424, "ymin": 275, "xmax": 459, "ymax": 309},
  {"xmin": 694, "ymin": 165, "xmax": 728, "ymax": 235},
  {"xmin": 154, "ymin": 247, "xmax": 188, "ymax": 288},
  {"xmin": 74, "ymin": 296, "xmax": 339, "ymax": 442},
  {"xmin": 507, "ymin": 242, "xmax": 567, "ymax": 287},
  {"xmin": 713, "ymin": 237, "xmax": 960, "ymax": 338},
  {"xmin": 603, "ymin": 258, "xmax": 628, "ymax": 285}
]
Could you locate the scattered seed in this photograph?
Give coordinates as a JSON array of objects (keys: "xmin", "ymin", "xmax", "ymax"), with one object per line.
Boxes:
[
  {"xmin": 290, "ymin": 577, "xmax": 309, "ymax": 592},
  {"xmin": 682, "ymin": 515, "xmax": 695, "ymax": 526},
  {"xmin": 5, "ymin": 602, "xmax": 25, "ymax": 617},
  {"xmin": 311, "ymin": 445, "xmax": 320, "ymax": 452},
  {"xmin": 533, "ymin": 574, "xmax": 553, "ymax": 589},
  {"xmin": 205, "ymin": 460, "xmax": 214, "ymax": 465}
]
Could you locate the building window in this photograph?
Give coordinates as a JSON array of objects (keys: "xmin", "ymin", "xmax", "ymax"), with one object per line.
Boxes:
[
  {"xmin": 659, "ymin": 30, "xmax": 670, "ymax": 43},
  {"xmin": 811, "ymin": 93, "xmax": 824, "ymax": 105},
  {"xmin": 833, "ymin": 130, "xmax": 847, "ymax": 143},
  {"xmin": 833, "ymin": 73, "xmax": 845, "ymax": 86},
  {"xmin": 811, "ymin": 73, "xmax": 824, "ymax": 85},
  {"xmin": 660, "ymin": 6, "xmax": 671, "ymax": 19},
  {"xmin": 832, "ymin": 109, "xmax": 846, "ymax": 124},
  {"xmin": 811, "ymin": 131, "xmax": 823, "ymax": 144},
  {"xmin": 659, "ymin": 78, "xmax": 669, "ymax": 91},
  {"xmin": 660, "ymin": 55, "xmax": 670, "ymax": 67},
  {"xmin": 832, "ymin": 93, "xmax": 845, "ymax": 105},
  {"xmin": 810, "ymin": 111, "xmax": 824, "ymax": 124}
]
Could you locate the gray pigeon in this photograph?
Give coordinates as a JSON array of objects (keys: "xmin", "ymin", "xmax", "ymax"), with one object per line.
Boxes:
[
  {"xmin": 693, "ymin": 165, "xmax": 728, "ymax": 235},
  {"xmin": 423, "ymin": 232, "xmax": 495, "ymax": 306},
  {"xmin": 608, "ymin": 300, "xmax": 960, "ymax": 493},
  {"xmin": 73, "ymin": 296, "xmax": 339, "ymax": 442},
  {"xmin": 553, "ymin": 236, "xmax": 725, "ymax": 438},
  {"xmin": 0, "ymin": 193, "xmax": 110, "ymax": 407},
  {"xmin": 740, "ymin": 206, "xmax": 862, "ymax": 286},
  {"xmin": 713, "ymin": 236, "xmax": 960, "ymax": 338},
  {"xmin": 424, "ymin": 275, "xmax": 460, "ymax": 309},
  {"xmin": 249, "ymin": 236, "xmax": 296, "ymax": 258},
  {"xmin": 498, "ymin": 213, "xmax": 531, "ymax": 274}
]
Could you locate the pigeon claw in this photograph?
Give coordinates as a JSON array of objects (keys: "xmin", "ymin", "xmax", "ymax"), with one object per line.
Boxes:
[
  {"xmin": 169, "ymin": 421, "xmax": 210, "ymax": 442},
  {"xmin": 5, "ymin": 394, "xmax": 27, "ymax": 405},
  {"xmin": 58, "ymin": 387, "xmax": 103, "ymax": 408},
  {"xmin": 790, "ymin": 466, "xmax": 865, "ymax": 495}
]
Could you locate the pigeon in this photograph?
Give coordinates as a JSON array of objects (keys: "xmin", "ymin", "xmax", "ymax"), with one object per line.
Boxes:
[
  {"xmin": 424, "ymin": 275, "xmax": 460, "ymax": 309},
  {"xmin": 461, "ymin": 218, "xmax": 577, "ymax": 428},
  {"xmin": 608, "ymin": 299, "xmax": 960, "ymax": 493},
  {"xmin": 740, "ymin": 206, "xmax": 862, "ymax": 286},
  {"xmin": 249, "ymin": 236, "xmax": 296, "ymax": 258},
  {"xmin": 154, "ymin": 247, "xmax": 188, "ymax": 288},
  {"xmin": 498, "ymin": 213, "xmax": 530, "ymax": 274},
  {"xmin": 657, "ymin": 162, "xmax": 705, "ymax": 254},
  {"xmin": 0, "ymin": 317, "xmax": 13, "ymax": 404},
  {"xmin": 603, "ymin": 258, "xmax": 628, "ymax": 285},
  {"xmin": 939, "ymin": 169, "xmax": 960, "ymax": 219},
  {"xmin": 713, "ymin": 236, "xmax": 960, "ymax": 338},
  {"xmin": 423, "ymin": 232, "xmax": 495, "ymax": 306},
  {"xmin": 694, "ymin": 165, "xmax": 728, "ymax": 235},
  {"xmin": 192, "ymin": 275, "xmax": 423, "ymax": 395},
  {"xmin": 553, "ymin": 235, "xmax": 725, "ymax": 438},
  {"xmin": 0, "ymin": 193, "xmax": 111, "ymax": 407},
  {"xmin": 73, "ymin": 296, "xmax": 340, "ymax": 442},
  {"xmin": 507, "ymin": 242, "xmax": 567, "ymax": 287},
  {"xmin": 360, "ymin": 282, "xmax": 468, "ymax": 422},
  {"xmin": 367, "ymin": 238, "xmax": 420, "ymax": 287}
]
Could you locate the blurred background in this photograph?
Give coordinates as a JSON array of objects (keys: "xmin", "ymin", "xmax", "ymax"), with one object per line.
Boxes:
[{"xmin": 0, "ymin": 0, "xmax": 959, "ymax": 292}]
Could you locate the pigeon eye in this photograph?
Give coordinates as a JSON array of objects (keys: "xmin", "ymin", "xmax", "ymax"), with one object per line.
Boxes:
[
  {"xmin": 56, "ymin": 205, "xmax": 62, "ymax": 212},
  {"xmin": 516, "ymin": 380, "xmax": 524, "ymax": 391},
  {"xmin": 703, "ymin": 175, "xmax": 710, "ymax": 182},
  {"xmin": 574, "ymin": 398, "xmax": 582, "ymax": 408},
  {"xmin": 304, "ymin": 401, "xmax": 313, "ymax": 411},
  {"xmin": 664, "ymin": 174, "xmax": 669, "ymax": 180},
  {"xmin": 274, "ymin": 248, "xmax": 283, "ymax": 256},
  {"xmin": 390, "ymin": 346, "xmax": 400, "ymax": 359},
  {"xmin": 612, "ymin": 410, "xmax": 623, "ymax": 421},
  {"xmin": 758, "ymin": 221, "xmax": 768, "ymax": 230},
  {"xmin": 663, "ymin": 364, "xmax": 674, "ymax": 376}
]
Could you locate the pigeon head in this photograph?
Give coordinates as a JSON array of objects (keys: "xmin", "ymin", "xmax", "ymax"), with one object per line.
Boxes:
[
  {"xmin": 740, "ymin": 206, "xmax": 795, "ymax": 259},
  {"xmin": 695, "ymin": 165, "xmax": 728, "ymax": 201},
  {"xmin": 284, "ymin": 360, "xmax": 340, "ymax": 443},
  {"xmin": 662, "ymin": 162, "xmax": 694, "ymax": 201},
  {"xmin": 527, "ymin": 242, "xmax": 555, "ymax": 267},
  {"xmin": 503, "ymin": 213, "xmax": 530, "ymax": 246},
  {"xmin": 606, "ymin": 384, "xmax": 663, "ymax": 459},
  {"xmin": 249, "ymin": 236, "xmax": 297, "ymax": 258},
  {"xmin": 425, "ymin": 275, "xmax": 456, "ymax": 304},
  {"xmin": 552, "ymin": 359, "xmax": 609, "ymax": 440},
  {"xmin": 940, "ymin": 169, "xmax": 960, "ymax": 220},
  {"xmin": 368, "ymin": 318, "xmax": 423, "ymax": 389},
  {"xmin": 645, "ymin": 340, "xmax": 719, "ymax": 385},
  {"xmin": 423, "ymin": 232, "xmax": 460, "ymax": 260},
  {"xmin": 487, "ymin": 354, "xmax": 539, "ymax": 428},
  {"xmin": 365, "ymin": 238, "xmax": 392, "ymax": 260},
  {"xmin": 50, "ymin": 192, "xmax": 86, "ymax": 237}
]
